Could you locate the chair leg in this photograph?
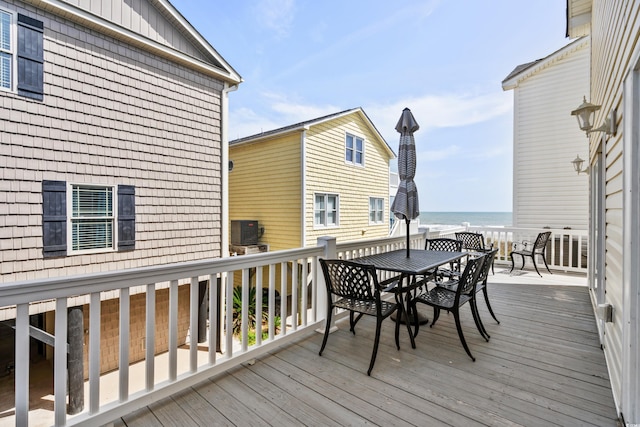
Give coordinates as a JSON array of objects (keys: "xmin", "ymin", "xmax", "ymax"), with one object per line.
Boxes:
[
  {"xmin": 394, "ymin": 308, "xmax": 401, "ymax": 350},
  {"xmin": 430, "ymin": 307, "xmax": 441, "ymax": 328},
  {"xmin": 367, "ymin": 317, "xmax": 384, "ymax": 376},
  {"xmin": 319, "ymin": 306, "xmax": 333, "ymax": 356},
  {"xmin": 403, "ymin": 294, "xmax": 416, "ymax": 349},
  {"xmin": 509, "ymin": 253, "xmax": 515, "ymax": 272},
  {"xmin": 531, "ymin": 255, "xmax": 542, "ymax": 277},
  {"xmin": 519, "ymin": 254, "xmax": 526, "ymax": 270},
  {"xmin": 483, "ymin": 287, "xmax": 500, "ymax": 324},
  {"xmin": 453, "ymin": 311, "xmax": 475, "ymax": 362},
  {"xmin": 470, "ymin": 298, "xmax": 489, "ymax": 341},
  {"xmin": 541, "ymin": 252, "xmax": 552, "ymax": 274}
]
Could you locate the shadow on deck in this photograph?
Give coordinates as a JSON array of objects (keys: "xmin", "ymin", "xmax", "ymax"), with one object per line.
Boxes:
[{"xmin": 114, "ymin": 269, "xmax": 619, "ymax": 427}]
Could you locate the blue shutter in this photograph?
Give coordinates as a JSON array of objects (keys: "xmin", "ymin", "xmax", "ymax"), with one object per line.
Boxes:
[
  {"xmin": 42, "ymin": 180, "xmax": 67, "ymax": 257},
  {"xmin": 17, "ymin": 14, "xmax": 43, "ymax": 101},
  {"xmin": 118, "ymin": 185, "xmax": 135, "ymax": 251}
]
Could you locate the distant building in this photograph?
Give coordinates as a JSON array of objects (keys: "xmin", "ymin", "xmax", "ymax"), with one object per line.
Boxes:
[
  {"xmin": 229, "ymin": 107, "xmax": 395, "ymax": 252},
  {"xmin": 502, "ymin": 37, "xmax": 590, "ymax": 229}
]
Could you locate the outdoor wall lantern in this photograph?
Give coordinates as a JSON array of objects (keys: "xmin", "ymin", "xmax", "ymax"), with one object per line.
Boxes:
[
  {"xmin": 571, "ymin": 154, "xmax": 589, "ymax": 175},
  {"xmin": 571, "ymin": 96, "xmax": 601, "ymax": 134}
]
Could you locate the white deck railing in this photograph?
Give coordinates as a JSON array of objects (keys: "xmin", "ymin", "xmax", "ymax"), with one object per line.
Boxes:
[{"xmin": 0, "ymin": 226, "xmax": 586, "ymax": 426}]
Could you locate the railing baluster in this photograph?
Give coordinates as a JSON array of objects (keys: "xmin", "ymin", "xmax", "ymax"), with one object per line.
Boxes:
[
  {"xmin": 168, "ymin": 279, "xmax": 178, "ymax": 381},
  {"xmin": 190, "ymin": 277, "xmax": 199, "ymax": 371},
  {"xmin": 15, "ymin": 303, "xmax": 29, "ymax": 427},
  {"xmin": 225, "ymin": 271, "xmax": 234, "ymax": 358},
  {"xmin": 269, "ymin": 264, "xmax": 276, "ymax": 340},
  {"xmin": 209, "ymin": 273, "xmax": 218, "ymax": 364},
  {"xmin": 89, "ymin": 292, "xmax": 101, "ymax": 413},
  {"xmin": 256, "ymin": 267, "xmax": 263, "ymax": 346},
  {"xmin": 119, "ymin": 288, "xmax": 130, "ymax": 402},
  {"xmin": 241, "ymin": 269, "xmax": 249, "ymax": 352},
  {"xmin": 292, "ymin": 259, "xmax": 298, "ymax": 331},
  {"xmin": 280, "ymin": 262, "xmax": 287, "ymax": 336}
]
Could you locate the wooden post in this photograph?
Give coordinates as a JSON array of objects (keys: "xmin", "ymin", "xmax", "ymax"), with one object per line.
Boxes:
[
  {"xmin": 198, "ymin": 281, "xmax": 208, "ymax": 343},
  {"xmin": 67, "ymin": 306, "xmax": 84, "ymax": 415}
]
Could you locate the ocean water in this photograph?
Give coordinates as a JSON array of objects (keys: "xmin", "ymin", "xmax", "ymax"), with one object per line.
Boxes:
[{"xmin": 419, "ymin": 212, "xmax": 512, "ymax": 227}]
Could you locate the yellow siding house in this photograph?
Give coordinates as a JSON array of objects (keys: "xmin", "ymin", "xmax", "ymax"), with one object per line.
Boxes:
[{"xmin": 229, "ymin": 108, "xmax": 395, "ymax": 252}]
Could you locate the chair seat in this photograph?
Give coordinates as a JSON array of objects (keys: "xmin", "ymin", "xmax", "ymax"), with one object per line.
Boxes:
[
  {"xmin": 511, "ymin": 248, "xmax": 534, "ymax": 256},
  {"xmin": 414, "ymin": 287, "xmax": 472, "ymax": 310},
  {"xmin": 334, "ymin": 297, "xmax": 397, "ymax": 317}
]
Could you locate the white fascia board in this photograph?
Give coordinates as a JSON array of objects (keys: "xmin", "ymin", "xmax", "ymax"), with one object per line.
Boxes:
[
  {"xmin": 502, "ymin": 37, "xmax": 589, "ymax": 90},
  {"xmin": 31, "ymin": 0, "xmax": 242, "ymax": 84}
]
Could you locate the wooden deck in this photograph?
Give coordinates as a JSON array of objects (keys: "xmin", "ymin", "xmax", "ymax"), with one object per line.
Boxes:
[{"xmin": 113, "ymin": 271, "xmax": 619, "ymax": 427}]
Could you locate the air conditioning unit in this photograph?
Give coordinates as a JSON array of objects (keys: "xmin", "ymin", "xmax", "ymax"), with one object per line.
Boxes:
[{"xmin": 231, "ymin": 220, "xmax": 259, "ymax": 245}]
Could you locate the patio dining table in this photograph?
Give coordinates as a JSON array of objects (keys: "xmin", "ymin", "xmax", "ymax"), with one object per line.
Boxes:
[{"xmin": 351, "ymin": 249, "xmax": 467, "ymax": 349}]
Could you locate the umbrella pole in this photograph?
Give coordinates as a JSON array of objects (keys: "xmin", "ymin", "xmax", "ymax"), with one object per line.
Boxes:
[{"xmin": 405, "ymin": 217, "xmax": 410, "ymax": 257}]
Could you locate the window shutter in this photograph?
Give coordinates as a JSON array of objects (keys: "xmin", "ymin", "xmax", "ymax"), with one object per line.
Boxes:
[
  {"xmin": 118, "ymin": 185, "xmax": 135, "ymax": 251},
  {"xmin": 17, "ymin": 14, "xmax": 43, "ymax": 101},
  {"xmin": 42, "ymin": 180, "xmax": 67, "ymax": 257}
]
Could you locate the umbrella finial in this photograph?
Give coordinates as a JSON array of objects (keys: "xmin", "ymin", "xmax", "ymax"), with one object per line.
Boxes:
[{"xmin": 395, "ymin": 108, "xmax": 420, "ymax": 134}]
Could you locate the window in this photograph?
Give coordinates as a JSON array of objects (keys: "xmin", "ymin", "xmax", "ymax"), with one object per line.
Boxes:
[
  {"xmin": 345, "ymin": 133, "xmax": 364, "ymax": 166},
  {"xmin": 315, "ymin": 193, "xmax": 338, "ymax": 227},
  {"xmin": 369, "ymin": 197, "xmax": 384, "ymax": 224},
  {"xmin": 0, "ymin": 10, "xmax": 14, "ymax": 90},
  {"xmin": 0, "ymin": 10, "xmax": 44, "ymax": 100},
  {"xmin": 71, "ymin": 185, "xmax": 115, "ymax": 252},
  {"xmin": 42, "ymin": 181, "xmax": 135, "ymax": 257}
]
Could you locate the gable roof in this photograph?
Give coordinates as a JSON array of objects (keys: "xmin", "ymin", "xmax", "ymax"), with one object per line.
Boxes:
[
  {"xmin": 230, "ymin": 107, "xmax": 395, "ymax": 157},
  {"xmin": 502, "ymin": 37, "xmax": 588, "ymax": 90},
  {"xmin": 35, "ymin": 0, "xmax": 241, "ymax": 84}
]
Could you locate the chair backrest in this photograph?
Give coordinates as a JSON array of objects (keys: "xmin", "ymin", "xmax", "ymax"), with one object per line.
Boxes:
[
  {"xmin": 319, "ymin": 259, "xmax": 379, "ymax": 302},
  {"xmin": 533, "ymin": 231, "xmax": 552, "ymax": 252},
  {"xmin": 455, "ymin": 232, "xmax": 485, "ymax": 251},
  {"xmin": 475, "ymin": 249, "xmax": 498, "ymax": 286},
  {"xmin": 456, "ymin": 254, "xmax": 486, "ymax": 298},
  {"xmin": 425, "ymin": 238, "xmax": 462, "ymax": 252}
]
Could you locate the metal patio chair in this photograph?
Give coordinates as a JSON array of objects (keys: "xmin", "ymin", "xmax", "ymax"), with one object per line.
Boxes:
[
  {"xmin": 319, "ymin": 259, "xmax": 401, "ymax": 376},
  {"xmin": 410, "ymin": 254, "xmax": 487, "ymax": 361},
  {"xmin": 425, "ymin": 238, "xmax": 463, "ymax": 282},
  {"xmin": 510, "ymin": 231, "xmax": 552, "ymax": 277},
  {"xmin": 455, "ymin": 231, "xmax": 495, "ymax": 274}
]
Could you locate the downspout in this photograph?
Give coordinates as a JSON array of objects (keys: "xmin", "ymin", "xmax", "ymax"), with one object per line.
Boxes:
[
  {"xmin": 221, "ymin": 82, "xmax": 238, "ymax": 258},
  {"xmin": 300, "ymin": 127, "xmax": 309, "ymax": 247}
]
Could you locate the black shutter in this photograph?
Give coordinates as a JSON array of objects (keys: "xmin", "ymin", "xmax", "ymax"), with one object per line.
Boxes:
[
  {"xmin": 17, "ymin": 14, "xmax": 44, "ymax": 101},
  {"xmin": 118, "ymin": 185, "xmax": 135, "ymax": 251},
  {"xmin": 42, "ymin": 180, "xmax": 67, "ymax": 257}
]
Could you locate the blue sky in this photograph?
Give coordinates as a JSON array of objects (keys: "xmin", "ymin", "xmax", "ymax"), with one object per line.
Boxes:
[{"xmin": 171, "ymin": 0, "xmax": 570, "ymax": 212}]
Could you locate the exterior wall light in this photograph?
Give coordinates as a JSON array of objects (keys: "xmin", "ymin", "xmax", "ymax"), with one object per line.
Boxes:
[
  {"xmin": 571, "ymin": 96, "xmax": 601, "ymax": 134},
  {"xmin": 571, "ymin": 154, "xmax": 589, "ymax": 175},
  {"xmin": 589, "ymin": 110, "xmax": 617, "ymax": 136}
]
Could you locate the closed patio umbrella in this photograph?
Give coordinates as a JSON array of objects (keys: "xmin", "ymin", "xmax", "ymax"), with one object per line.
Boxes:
[{"xmin": 391, "ymin": 108, "xmax": 420, "ymax": 257}]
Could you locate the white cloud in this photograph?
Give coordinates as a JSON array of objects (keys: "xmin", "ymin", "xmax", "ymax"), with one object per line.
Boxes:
[
  {"xmin": 253, "ymin": 0, "xmax": 295, "ymax": 38},
  {"xmin": 229, "ymin": 93, "xmax": 340, "ymax": 139},
  {"xmin": 367, "ymin": 91, "xmax": 512, "ymax": 143}
]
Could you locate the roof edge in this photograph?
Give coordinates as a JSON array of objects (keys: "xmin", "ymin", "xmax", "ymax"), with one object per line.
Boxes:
[{"xmin": 502, "ymin": 36, "xmax": 588, "ymax": 90}]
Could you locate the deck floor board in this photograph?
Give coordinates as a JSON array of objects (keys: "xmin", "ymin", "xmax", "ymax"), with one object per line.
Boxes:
[{"xmin": 116, "ymin": 279, "xmax": 619, "ymax": 427}]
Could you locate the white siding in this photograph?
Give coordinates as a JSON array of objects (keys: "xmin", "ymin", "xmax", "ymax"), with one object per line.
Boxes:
[{"xmin": 510, "ymin": 41, "xmax": 590, "ymax": 229}]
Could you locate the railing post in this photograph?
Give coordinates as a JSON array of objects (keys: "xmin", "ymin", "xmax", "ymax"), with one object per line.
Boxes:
[{"xmin": 317, "ymin": 237, "xmax": 336, "ymax": 333}]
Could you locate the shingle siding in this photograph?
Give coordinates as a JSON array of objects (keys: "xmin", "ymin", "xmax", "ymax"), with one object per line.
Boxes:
[{"xmin": 1, "ymin": 2, "xmax": 225, "ymax": 281}]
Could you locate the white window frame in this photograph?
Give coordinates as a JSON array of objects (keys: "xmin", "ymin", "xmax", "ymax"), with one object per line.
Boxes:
[
  {"xmin": 345, "ymin": 133, "xmax": 365, "ymax": 166},
  {"xmin": 0, "ymin": 8, "xmax": 17, "ymax": 93},
  {"xmin": 369, "ymin": 197, "xmax": 384, "ymax": 224},
  {"xmin": 314, "ymin": 193, "xmax": 339, "ymax": 228},
  {"xmin": 67, "ymin": 183, "xmax": 118, "ymax": 255}
]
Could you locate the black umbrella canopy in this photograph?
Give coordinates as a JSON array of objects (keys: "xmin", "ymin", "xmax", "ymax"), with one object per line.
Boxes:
[{"xmin": 390, "ymin": 108, "xmax": 419, "ymax": 256}]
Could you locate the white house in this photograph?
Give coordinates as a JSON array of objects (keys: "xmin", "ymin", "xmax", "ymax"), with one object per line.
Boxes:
[{"xmin": 502, "ymin": 37, "xmax": 590, "ymax": 230}]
